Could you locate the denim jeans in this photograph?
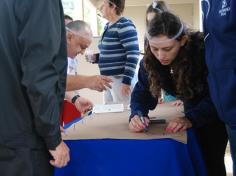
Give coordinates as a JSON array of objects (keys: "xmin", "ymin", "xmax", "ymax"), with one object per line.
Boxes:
[{"xmin": 226, "ymin": 125, "xmax": 236, "ymax": 176}]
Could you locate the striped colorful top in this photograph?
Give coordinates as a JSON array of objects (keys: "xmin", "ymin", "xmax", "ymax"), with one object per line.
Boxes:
[{"xmin": 98, "ymin": 17, "xmax": 139, "ymax": 85}]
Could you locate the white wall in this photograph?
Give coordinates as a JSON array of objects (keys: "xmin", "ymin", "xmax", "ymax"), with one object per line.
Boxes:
[
  {"xmin": 123, "ymin": 6, "xmax": 147, "ymax": 51},
  {"xmin": 76, "ymin": 37, "xmax": 103, "ymax": 104},
  {"xmin": 169, "ymin": 4, "xmax": 194, "ymax": 28}
]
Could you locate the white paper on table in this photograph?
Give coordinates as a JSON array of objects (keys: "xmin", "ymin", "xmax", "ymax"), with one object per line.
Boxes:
[{"xmin": 93, "ymin": 104, "xmax": 124, "ymax": 113}]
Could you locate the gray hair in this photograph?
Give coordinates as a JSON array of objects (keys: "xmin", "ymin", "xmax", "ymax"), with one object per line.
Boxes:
[{"xmin": 66, "ymin": 20, "xmax": 92, "ymax": 39}]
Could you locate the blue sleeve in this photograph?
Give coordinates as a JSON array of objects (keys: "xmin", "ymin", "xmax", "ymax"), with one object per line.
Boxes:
[
  {"xmin": 184, "ymin": 95, "xmax": 219, "ymax": 128},
  {"xmin": 118, "ymin": 19, "xmax": 140, "ymax": 85},
  {"xmin": 130, "ymin": 60, "xmax": 157, "ymax": 120}
]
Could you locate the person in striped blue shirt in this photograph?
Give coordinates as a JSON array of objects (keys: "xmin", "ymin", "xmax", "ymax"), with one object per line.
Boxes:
[{"xmin": 91, "ymin": 0, "xmax": 140, "ymax": 107}]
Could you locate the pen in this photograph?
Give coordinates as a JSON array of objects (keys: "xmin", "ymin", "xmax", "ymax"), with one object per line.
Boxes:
[{"xmin": 137, "ymin": 111, "xmax": 148, "ymax": 132}]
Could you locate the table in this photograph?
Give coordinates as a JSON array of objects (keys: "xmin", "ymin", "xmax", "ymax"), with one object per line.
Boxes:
[{"xmin": 55, "ymin": 129, "xmax": 206, "ymax": 176}]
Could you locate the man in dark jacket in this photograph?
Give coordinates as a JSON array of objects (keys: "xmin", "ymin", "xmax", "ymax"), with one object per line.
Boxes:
[
  {"xmin": 202, "ymin": 1, "xmax": 236, "ymax": 175},
  {"xmin": 0, "ymin": 0, "xmax": 70, "ymax": 175}
]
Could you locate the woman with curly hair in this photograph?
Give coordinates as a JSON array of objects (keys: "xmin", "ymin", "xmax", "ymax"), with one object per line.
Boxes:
[{"xmin": 129, "ymin": 11, "xmax": 228, "ymax": 176}]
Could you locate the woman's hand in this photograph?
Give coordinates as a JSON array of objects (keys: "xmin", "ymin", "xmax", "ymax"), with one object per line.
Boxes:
[
  {"xmin": 166, "ymin": 117, "xmax": 192, "ymax": 133},
  {"xmin": 121, "ymin": 84, "xmax": 131, "ymax": 97},
  {"xmin": 171, "ymin": 100, "xmax": 183, "ymax": 106},
  {"xmin": 129, "ymin": 115, "xmax": 149, "ymax": 132}
]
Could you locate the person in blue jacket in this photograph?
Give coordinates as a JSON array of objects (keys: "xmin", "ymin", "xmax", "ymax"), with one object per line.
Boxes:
[
  {"xmin": 129, "ymin": 11, "xmax": 228, "ymax": 176},
  {"xmin": 201, "ymin": 1, "xmax": 236, "ymax": 175}
]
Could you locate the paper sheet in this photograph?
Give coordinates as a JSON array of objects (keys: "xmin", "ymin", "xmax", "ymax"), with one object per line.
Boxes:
[{"xmin": 92, "ymin": 104, "xmax": 124, "ymax": 113}]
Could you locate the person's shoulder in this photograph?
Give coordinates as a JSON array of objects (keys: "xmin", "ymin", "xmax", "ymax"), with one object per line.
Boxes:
[
  {"xmin": 117, "ymin": 17, "xmax": 136, "ymax": 29},
  {"xmin": 119, "ymin": 17, "xmax": 134, "ymax": 23}
]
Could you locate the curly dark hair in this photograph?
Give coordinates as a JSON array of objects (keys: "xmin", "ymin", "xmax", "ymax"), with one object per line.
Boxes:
[{"xmin": 144, "ymin": 12, "xmax": 207, "ymax": 100}]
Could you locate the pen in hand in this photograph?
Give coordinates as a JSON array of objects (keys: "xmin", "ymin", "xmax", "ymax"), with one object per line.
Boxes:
[{"xmin": 137, "ymin": 111, "xmax": 148, "ymax": 132}]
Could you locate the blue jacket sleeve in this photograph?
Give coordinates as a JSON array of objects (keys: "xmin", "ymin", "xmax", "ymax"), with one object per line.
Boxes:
[
  {"xmin": 184, "ymin": 93, "xmax": 219, "ymax": 128},
  {"xmin": 130, "ymin": 60, "xmax": 157, "ymax": 120},
  {"xmin": 118, "ymin": 19, "xmax": 139, "ymax": 85}
]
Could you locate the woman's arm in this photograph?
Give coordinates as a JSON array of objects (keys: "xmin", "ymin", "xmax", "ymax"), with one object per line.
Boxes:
[{"xmin": 130, "ymin": 60, "xmax": 158, "ymax": 120}]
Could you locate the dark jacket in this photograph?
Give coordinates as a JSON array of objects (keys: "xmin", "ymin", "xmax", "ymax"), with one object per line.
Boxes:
[
  {"xmin": 0, "ymin": 0, "xmax": 67, "ymax": 149},
  {"xmin": 202, "ymin": 0, "xmax": 236, "ymax": 128},
  {"xmin": 130, "ymin": 33, "xmax": 220, "ymax": 128}
]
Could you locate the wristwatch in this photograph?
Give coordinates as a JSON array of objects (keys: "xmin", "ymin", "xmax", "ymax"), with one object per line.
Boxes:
[{"xmin": 71, "ymin": 95, "xmax": 80, "ymax": 104}]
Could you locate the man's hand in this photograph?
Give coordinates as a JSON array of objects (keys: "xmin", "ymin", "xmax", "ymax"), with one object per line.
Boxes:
[
  {"xmin": 85, "ymin": 53, "xmax": 97, "ymax": 63},
  {"xmin": 49, "ymin": 141, "xmax": 70, "ymax": 168},
  {"xmin": 121, "ymin": 84, "xmax": 131, "ymax": 97},
  {"xmin": 67, "ymin": 75, "xmax": 112, "ymax": 91},
  {"xmin": 87, "ymin": 75, "xmax": 112, "ymax": 92},
  {"xmin": 74, "ymin": 97, "xmax": 93, "ymax": 114}
]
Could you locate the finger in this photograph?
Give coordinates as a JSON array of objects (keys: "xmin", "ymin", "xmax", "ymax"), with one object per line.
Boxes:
[
  {"xmin": 166, "ymin": 122, "xmax": 178, "ymax": 133},
  {"xmin": 53, "ymin": 158, "xmax": 63, "ymax": 168},
  {"xmin": 130, "ymin": 119, "xmax": 140, "ymax": 130},
  {"xmin": 129, "ymin": 122, "xmax": 136, "ymax": 132},
  {"xmin": 144, "ymin": 117, "xmax": 150, "ymax": 126},
  {"xmin": 131, "ymin": 118, "xmax": 144, "ymax": 131},
  {"xmin": 104, "ymin": 81, "xmax": 112, "ymax": 89},
  {"xmin": 60, "ymin": 150, "xmax": 69, "ymax": 167},
  {"xmin": 133, "ymin": 117, "xmax": 145, "ymax": 129},
  {"xmin": 172, "ymin": 123, "xmax": 183, "ymax": 133},
  {"xmin": 179, "ymin": 125, "xmax": 187, "ymax": 132},
  {"xmin": 95, "ymin": 85, "xmax": 103, "ymax": 92},
  {"xmin": 84, "ymin": 105, "xmax": 91, "ymax": 112},
  {"xmin": 50, "ymin": 160, "xmax": 56, "ymax": 167},
  {"xmin": 176, "ymin": 102, "xmax": 181, "ymax": 106},
  {"xmin": 171, "ymin": 102, "xmax": 176, "ymax": 106},
  {"xmin": 100, "ymin": 84, "xmax": 107, "ymax": 91},
  {"xmin": 129, "ymin": 121, "xmax": 141, "ymax": 132},
  {"xmin": 66, "ymin": 152, "xmax": 70, "ymax": 163},
  {"xmin": 62, "ymin": 157, "xmax": 68, "ymax": 167},
  {"xmin": 97, "ymin": 87, "xmax": 103, "ymax": 92},
  {"xmin": 177, "ymin": 101, "xmax": 183, "ymax": 106},
  {"xmin": 168, "ymin": 121, "xmax": 178, "ymax": 130},
  {"xmin": 60, "ymin": 126, "xmax": 65, "ymax": 133},
  {"xmin": 165, "ymin": 124, "xmax": 172, "ymax": 133},
  {"xmin": 102, "ymin": 76, "xmax": 112, "ymax": 82}
]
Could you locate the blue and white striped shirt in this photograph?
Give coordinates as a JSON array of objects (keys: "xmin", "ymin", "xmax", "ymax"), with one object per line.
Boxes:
[{"xmin": 98, "ymin": 17, "xmax": 139, "ymax": 85}]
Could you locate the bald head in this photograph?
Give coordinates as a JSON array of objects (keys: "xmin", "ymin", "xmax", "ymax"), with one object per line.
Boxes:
[{"xmin": 66, "ymin": 20, "xmax": 92, "ymax": 40}]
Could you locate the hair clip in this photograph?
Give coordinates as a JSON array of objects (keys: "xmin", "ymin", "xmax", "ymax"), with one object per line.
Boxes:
[
  {"xmin": 146, "ymin": 22, "xmax": 184, "ymax": 45},
  {"xmin": 152, "ymin": 0, "xmax": 163, "ymax": 13}
]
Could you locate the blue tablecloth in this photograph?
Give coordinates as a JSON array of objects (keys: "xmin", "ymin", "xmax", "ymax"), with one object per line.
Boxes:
[{"xmin": 55, "ymin": 129, "xmax": 206, "ymax": 176}]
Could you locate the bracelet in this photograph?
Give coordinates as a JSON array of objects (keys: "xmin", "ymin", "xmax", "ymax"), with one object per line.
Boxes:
[{"xmin": 71, "ymin": 95, "xmax": 80, "ymax": 104}]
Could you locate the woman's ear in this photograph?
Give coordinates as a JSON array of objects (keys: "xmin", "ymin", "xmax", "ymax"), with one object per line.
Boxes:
[{"xmin": 180, "ymin": 35, "xmax": 188, "ymax": 46}]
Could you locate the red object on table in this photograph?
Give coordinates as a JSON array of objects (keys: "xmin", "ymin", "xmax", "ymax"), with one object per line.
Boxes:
[{"xmin": 60, "ymin": 100, "xmax": 82, "ymax": 129}]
